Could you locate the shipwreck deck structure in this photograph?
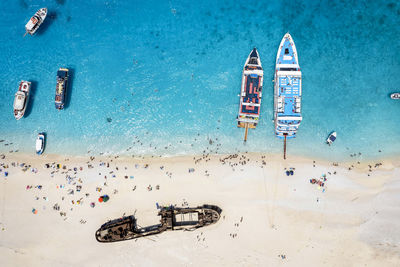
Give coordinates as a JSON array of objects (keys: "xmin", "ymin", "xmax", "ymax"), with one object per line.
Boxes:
[{"xmin": 95, "ymin": 204, "xmax": 222, "ymax": 243}]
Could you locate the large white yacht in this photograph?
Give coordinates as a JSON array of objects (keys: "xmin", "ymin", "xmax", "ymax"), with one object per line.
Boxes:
[
  {"xmin": 274, "ymin": 33, "xmax": 302, "ymax": 140},
  {"xmin": 274, "ymin": 33, "xmax": 302, "ymax": 158}
]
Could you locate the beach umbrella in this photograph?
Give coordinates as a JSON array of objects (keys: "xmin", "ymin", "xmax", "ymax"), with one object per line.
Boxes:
[
  {"xmin": 102, "ymin": 195, "xmax": 110, "ymax": 202},
  {"xmin": 98, "ymin": 197, "xmax": 103, "ymax": 202}
]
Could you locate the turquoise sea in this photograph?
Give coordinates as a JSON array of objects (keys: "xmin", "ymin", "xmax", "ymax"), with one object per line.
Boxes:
[{"xmin": 0, "ymin": 0, "xmax": 399, "ymax": 161}]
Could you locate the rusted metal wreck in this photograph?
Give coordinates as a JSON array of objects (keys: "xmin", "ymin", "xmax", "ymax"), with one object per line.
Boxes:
[{"xmin": 95, "ymin": 204, "xmax": 222, "ymax": 242}]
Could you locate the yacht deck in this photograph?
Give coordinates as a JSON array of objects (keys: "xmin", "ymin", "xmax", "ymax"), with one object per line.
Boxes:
[
  {"xmin": 239, "ymin": 73, "xmax": 262, "ymax": 116},
  {"xmin": 276, "ymin": 75, "xmax": 301, "ymax": 117}
]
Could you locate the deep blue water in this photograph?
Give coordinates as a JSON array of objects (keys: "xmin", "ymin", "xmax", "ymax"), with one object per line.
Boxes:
[{"xmin": 0, "ymin": 0, "xmax": 399, "ymax": 161}]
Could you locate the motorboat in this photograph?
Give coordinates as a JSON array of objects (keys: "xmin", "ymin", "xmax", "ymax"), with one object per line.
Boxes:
[
  {"xmin": 55, "ymin": 68, "xmax": 69, "ymax": 109},
  {"xmin": 36, "ymin": 133, "xmax": 45, "ymax": 155},
  {"xmin": 14, "ymin": 81, "xmax": 31, "ymax": 120},
  {"xmin": 237, "ymin": 48, "xmax": 263, "ymax": 141},
  {"xmin": 326, "ymin": 131, "xmax": 337, "ymax": 145},
  {"xmin": 25, "ymin": 8, "xmax": 47, "ymax": 36},
  {"xmin": 390, "ymin": 93, "xmax": 400, "ymax": 99}
]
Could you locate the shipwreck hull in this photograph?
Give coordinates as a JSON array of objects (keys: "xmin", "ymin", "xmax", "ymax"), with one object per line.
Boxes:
[{"xmin": 95, "ymin": 205, "xmax": 222, "ymax": 243}]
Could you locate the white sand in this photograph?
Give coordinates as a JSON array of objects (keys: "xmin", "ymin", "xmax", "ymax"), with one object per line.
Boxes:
[{"xmin": 0, "ymin": 152, "xmax": 399, "ymax": 266}]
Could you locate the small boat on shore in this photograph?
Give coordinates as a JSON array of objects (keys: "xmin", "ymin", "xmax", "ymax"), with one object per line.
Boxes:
[
  {"xmin": 390, "ymin": 93, "xmax": 400, "ymax": 99},
  {"xmin": 25, "ymin": 8, "xmax": 47, "ymax": 36},
  {"xmin": 327, "ymin": 131, "xmax": 337, "ymax": 145},
  {"xmin": 237, "ymin": 48, "xmax": 264, "ymax": 142},
  {"xmin": 36, "ymin": 133, "xmax": 45, "ymax": 155},
  {"xmin": 55, "ymin": 68, "xmax": 69, "ymax": 110},
  {"xmin": 13, "ymin": 81, "xmax": 31, "ymax": 120}
]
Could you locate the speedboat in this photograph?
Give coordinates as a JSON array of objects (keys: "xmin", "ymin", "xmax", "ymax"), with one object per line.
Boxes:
[
  {"xmin": 326, "ymin": 131, "xmax": 337, "ymax": 145},
  {"xmin": 36, "ymin": 133, "xmax": 45, "ymax": 155},
  {"xmin": 25, "ymin": 8, "xmax": 47, "ymax": 36},
  {"xmin": 55, "ymin": 68, "xmax": 69, "ymax": 109},
  {"xmin": 237, "ymin": 48, "xmax": 263, "ymax": 141},
  {"xmin": 390, "ymin": 93, "xmax": 400, "ymax": 99},
  {"xmin": 14, "ymin": 81, "xmax": 31, "ymax": 120}
]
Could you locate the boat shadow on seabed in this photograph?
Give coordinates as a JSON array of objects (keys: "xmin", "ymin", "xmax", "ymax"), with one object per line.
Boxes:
[
  {"xmin": 23, "ymin": 80, "xmax": 37, "ymax": 118},
  {"xmin": 64, "ymin": 67, "xmax": 74, "ymax": 109},
  {"xmin": 36, "ymin": 11, "xmax": 57, "ymax": 36}
]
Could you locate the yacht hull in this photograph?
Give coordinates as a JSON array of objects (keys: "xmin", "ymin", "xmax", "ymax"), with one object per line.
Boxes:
[
  {"xmin": 237, "ymin": 48, "xmax": 264, "ymax": 129},
  {"xmin": 274, "ymin": 33, "xmax": 302, "ymax": 140}
]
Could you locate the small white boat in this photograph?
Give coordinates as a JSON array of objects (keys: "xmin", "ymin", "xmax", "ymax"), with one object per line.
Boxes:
[
  {"xmin": 25, "ymin": 8, "xmax": 47, "ymax": 36},
  {"xmin": 36, "ymin": 133, "xmax": 45, "ymax": 155},
  {"xmin": 390, "ymin": 93, "xmax": 400, "ymax": 99},
  {"xmin": 326, "ymin": 131, "xmax": 337, "ymax": 145},
  {"xmin": 14, "ymin": 81, "xmax": 31, "ymax": 120}
]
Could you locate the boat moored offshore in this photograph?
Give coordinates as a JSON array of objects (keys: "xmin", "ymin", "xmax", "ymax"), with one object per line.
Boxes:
[
  {"xmin": 13, "ymin": 81, "xmax": 31, "ymax": 120},
  {"xmin": 25, "ymin": 8, "xmax": 47, "ymax": 36},
  {"xmin": 326, "ymin": 131, "xmax": 337, "ymax": 145},
  {"xmin": 36, "ymin": 133, "xmax": 45, "ymax": 155},
  {"xmin": 390, "ymin": 93, "xmax": 400, "ymax": 99},
  {"xmin": 274, "ymin": 33, "xmax": 302, "ymax": 159},
  {"xmin": 237, "ymin": 48, "xmax": 264, "ymax": 141},
  {"xmin": 55, "ymin": 68, "xmax": 69, "ymax": 110}
]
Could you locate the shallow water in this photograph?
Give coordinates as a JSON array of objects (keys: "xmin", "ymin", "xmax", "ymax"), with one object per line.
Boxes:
[{"xmin": 0, "ymin": 0, "xmax": 399, "ymax": 161}]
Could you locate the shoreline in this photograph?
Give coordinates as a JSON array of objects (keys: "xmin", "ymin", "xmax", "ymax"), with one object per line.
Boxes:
[
  {"xmin": 1, "ymin": 150, "xmax": 399, "ymax": 168},
  {"xmin": 1, "ymin": 133, "xmax": 399, "ymax": 163}
]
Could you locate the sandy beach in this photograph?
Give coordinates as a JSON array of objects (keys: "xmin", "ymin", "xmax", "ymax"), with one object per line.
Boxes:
[{"xmin": 0, "ymin": 151, "xmax": 399, "ymax": 266}]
